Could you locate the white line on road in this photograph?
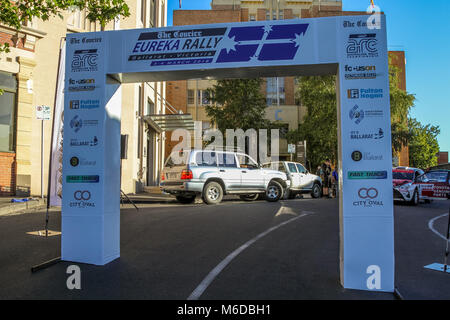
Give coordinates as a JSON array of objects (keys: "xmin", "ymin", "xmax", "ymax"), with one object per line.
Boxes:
[
  {"xmin": 428, "ymin": 213, "xmax": 449, "ymax": 241},
  {"xmin": 187, "ymin": 206, "xmax": 312, "ymax": 300}
]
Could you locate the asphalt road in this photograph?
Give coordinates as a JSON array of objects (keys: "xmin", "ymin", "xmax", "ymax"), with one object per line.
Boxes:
[{"xmin": 0, "ymin": 196, "xmax": 449, "ymax": 299}]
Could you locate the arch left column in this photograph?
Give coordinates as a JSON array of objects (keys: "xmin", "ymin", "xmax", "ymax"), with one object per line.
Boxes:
[{"xmin": 61, "ymin": 32, "xmax": 122, "ymax": 265}]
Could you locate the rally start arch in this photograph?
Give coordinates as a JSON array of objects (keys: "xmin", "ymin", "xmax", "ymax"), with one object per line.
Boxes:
[{"xmin": 63, "ymin": 14, "xmax": 394, "ymax": 292}]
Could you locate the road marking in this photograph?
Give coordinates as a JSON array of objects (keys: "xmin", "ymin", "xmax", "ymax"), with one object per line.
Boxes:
[
  {"xmin": 187, "ymin": 206, "xmax": 312, "ymax": 300},
  {"xmin": 428, "ymin": 213, "xmax": 449, "ymax": 241}
]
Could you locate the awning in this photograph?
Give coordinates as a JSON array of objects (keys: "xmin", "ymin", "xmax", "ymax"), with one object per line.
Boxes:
[{"xmin": 142, "ymin": 113, "xmax": 195, "ymax": 133}]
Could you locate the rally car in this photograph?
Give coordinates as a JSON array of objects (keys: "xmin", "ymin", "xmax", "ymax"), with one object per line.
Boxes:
[
  {"xmin": 416, "ymin": 170, "xmax": 450, "ymax": 201},
  {"xmin": 392, "ymin": 167, "xmax": 424, "ymax": 205}
]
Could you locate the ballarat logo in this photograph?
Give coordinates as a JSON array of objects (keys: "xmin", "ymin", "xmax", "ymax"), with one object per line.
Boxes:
[
  {"xmin": 346, "ymin": 34, "xmax": 378, "ymax": 59},
  {"xmin": 72, "ymin": 49, "xmax": 98, "ymax": 72}
]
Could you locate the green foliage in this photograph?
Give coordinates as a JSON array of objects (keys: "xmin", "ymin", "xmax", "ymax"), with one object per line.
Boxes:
[
  {"xmin": 0, "ymin": 0, "xmax": 130, "ymax": 52},
  {"xmin": 291, "ymin": 75, "xmax": 338, "ymax": 169},
  {"xmin": 389, "ymin": 59, "xmax": 416, "ymax": 152},
  {"xmin": 204, "ymin": 78, "xmax": 271, "ymax": 133},
  {"xmin": 408, "ymin": 118, "xmax": 440, "ymax": 169}
]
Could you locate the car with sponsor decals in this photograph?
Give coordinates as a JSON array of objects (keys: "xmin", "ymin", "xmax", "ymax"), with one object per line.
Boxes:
[
  {"xmin": 262, "ymin": 161, "xmax": 322, "ymax": 199},
  {"xmin": 392, "ymin": 167, "xmax": 425, "ymax": 205},
  {"xmin": 160, "ymin": 150, "xmax": 290, "ymax": 205},
  {"xmin": 416, "ymin": 170, "xmax": 450, "ymax": 200}
]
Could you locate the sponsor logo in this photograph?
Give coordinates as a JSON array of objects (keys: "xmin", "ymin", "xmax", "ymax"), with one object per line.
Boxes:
[
  {"xmin": 348, "ymin": 171, "xmax": 387, "ymax": 180},
  {"xmin": 347, "ymin": 88, "xmax": 383, "ymax": 99},
  {"xmin": 69, "ymin": 100, "xmax": 100, "ymax": 110},
  {"xmin": 351, "ymin": 151, "xmax": 383, "ymax": 162},
  {"xmin": 68, "ymin": 78, "xmax": 97, "ymax": 92},
  {"xmin": 70, "ymin": 157, "xmax": 79, "ymax": 167},
  {"xmin": 71, "ymin": 49, "xmax": 98, "ymax": 72},
  {"xmin": 66, "ymin": 175, "xmax": 100, "ymax": 183},
  {"xmin": 70, "ymin": 190, "xmax": 95, "ymax": 208},
  {"xmin": 70, "ymin": 156, "xmax": 96, "ymax": 167},
  {"xmin": 344, "ymin": 64, "xmax": 379, "ymax": 80},
  {"xmin": 129, "ymin": 23, "xmax": 310, "ymax": 66},
  {"xmin": 343, "ymin": 20, "xmax": 370, "ymax": 28},
  {"xmin": 70, "ymin": 37, "xmax": 102, "ymax": 45},
  {"xmin": 350, "ymin": 128, "xmax": 384, "ymax": 140},
  {"xmin": 69, "ymin": 116, "xmax": 98, "ymax": 133},
  {"xmin": 70, "ymin": 136, "xmax": 99, "ymax": 147},
  {"xmin": 354, "ymin": 187, "xmax": 384, "ymax": 207},
  {"xmin": 351, "ymin": 151, "xmax": 363, "ymax": 162},
  {"xmin": 349, "ymin": 105, "xmax": 384, "ymax": 124},
  {"xmin": 346, "ymin": 33, "xmax": 378, "ymax": 59}
]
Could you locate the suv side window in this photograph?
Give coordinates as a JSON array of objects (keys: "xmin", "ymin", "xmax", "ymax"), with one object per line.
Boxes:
[
  {"xmin": 218, "ymin": 152, "xmax": 237, "ymax": 168},
  {"xmin": 196, "ymin": 151, "xmax": 217, "ymax": 167},
  {"xmin": 296, "ymin": 163, "xmax": 306, "ymax": 173},
  {"xmin": 287, "ymin": 163, "xmax": 298, "ymax": 173},
  {"xmin": 237, "ymin": 154, "xmax": 259, "ymax": 169}
]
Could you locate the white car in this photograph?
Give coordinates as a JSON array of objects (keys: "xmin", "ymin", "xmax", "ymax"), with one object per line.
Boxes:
[
  {"xmin": 160, "ymin": 150, "xmax": 290, "ymax": 204},
  {"xmin": 262, "ymin": 161, "xmax": 322, "ymax": 199}
]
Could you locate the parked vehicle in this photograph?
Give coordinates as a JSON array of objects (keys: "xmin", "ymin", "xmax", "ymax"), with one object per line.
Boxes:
[
  {"xmin": 392, "ymin": 167, "xmax": 425, "ymax": 205},
  {"xmin": 160, "ymin": 150, "xmax": 290, "ymax": 204},
  {"xmin": 416, "ymin": 170, "xmax": 450, "ymax": 200},
  {"xmin": 262, "ymin": 161, "xmax": 322, "ymax": 199}
]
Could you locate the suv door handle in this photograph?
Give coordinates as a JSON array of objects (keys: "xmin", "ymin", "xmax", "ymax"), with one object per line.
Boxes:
[
  {"xmin": 242, "ymin": 171, "xmax": 247, "ymax": 173},
  {"xmin": 220, "ymin": 169, "xmax": 225, "ymax": 172}
]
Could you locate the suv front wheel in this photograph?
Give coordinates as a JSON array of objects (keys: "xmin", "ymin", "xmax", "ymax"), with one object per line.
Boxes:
[
  {"xmin": 203, "ymin": 181, "xmax": 224, "ymax": 205},
  {"xmin": 266, "ymin": 180, "xmax": 283, "ymax": 202}
]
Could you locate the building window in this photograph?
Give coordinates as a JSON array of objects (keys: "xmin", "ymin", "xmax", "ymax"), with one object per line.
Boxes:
[
  {"xmin": 187, "ymin": 89, "xmax": 195, "ymax": 105},
  {"xmin": 141, "ymin": 0, "xmax": 146, "ymax": 25},
  {"xmin": 266, "ymin": 10, "xmax": 270, "ymax": 20},
  {"xmin": 249, "ymin": 14, "xmax": 256, "ymax": 21},
  {"xmin": 266, "ymin": 77, "xmax": 285, "ymax": 105},
  {"xmin": 0, "ymin": 72, "xmax": 17, "ymax": 152},
  {"xmin": 197, "ymin": 90, "xmax": 212, "ymax": 105},
  {"xmin": 147, "ymin": 98, "xmax": 155, "ymax": 115},
  {"xmin": 279, "ymin": 10, "xmax": 284, "ymax": 20},
  {"xmin": 149, "ymin": 0, "xmax": 156, "ymax": 27}
]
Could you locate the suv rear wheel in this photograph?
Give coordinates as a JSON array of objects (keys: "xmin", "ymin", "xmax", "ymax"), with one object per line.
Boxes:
[
  {"xmin": 266, "ymin": 180, "xmax": 283, "ymax": 202},
  {"xmin": 203, "ymin": 181, "xmax": 224, "ymax": 205}
]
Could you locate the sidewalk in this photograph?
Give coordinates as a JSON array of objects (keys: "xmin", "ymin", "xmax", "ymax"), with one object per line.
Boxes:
[
  {"xmin": 0, "ymin": 196, "xmax": 47, "ymax": 216},
  {"xmin": 0, "ymin": 191, "xmax": 178, "ymax": 216}
]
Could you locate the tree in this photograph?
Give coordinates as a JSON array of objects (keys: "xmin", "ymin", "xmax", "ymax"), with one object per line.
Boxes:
[
  {"xmin": 205, "ymin": 78, "xmax": 271, "ymax": 133},
  {"xmin": 389, "ymin": 59, "xmax": 415, "ymax": 152},
  {"xmin": 0, "ymin": 0, "xmax": 130, "ymax": 54},
  {"xmin": 289, "ymin": 75, "xmax": 338, "ymax": 169},
  {"xmin": 408, "ymin": 118, "xmax": 440, "ymax": 169}
]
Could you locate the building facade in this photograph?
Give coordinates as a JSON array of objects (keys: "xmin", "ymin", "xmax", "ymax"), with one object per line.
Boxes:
[{"xmin": 0, "ymin": 0, "xmax": 168, "ymax": 197}]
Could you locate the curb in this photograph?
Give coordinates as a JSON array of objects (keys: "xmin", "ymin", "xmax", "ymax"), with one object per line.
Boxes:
[{"xmin": 0, "ymin": 199, "xmax": 47, "ymax": 216}]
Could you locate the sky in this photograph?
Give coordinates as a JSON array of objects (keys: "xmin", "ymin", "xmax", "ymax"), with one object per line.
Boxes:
[{"xmin": 166, "ymin": 0, "xmax": 450, "ymax": 153}]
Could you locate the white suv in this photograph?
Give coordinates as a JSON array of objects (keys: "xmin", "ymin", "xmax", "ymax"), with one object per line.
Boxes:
[
  {"xmin": 262, "ymin": 161, "xmax": 322, "ymax": 199},
  {"xmin": 160, "ymin": 150, "xmax": 290, "ymax": 204}
]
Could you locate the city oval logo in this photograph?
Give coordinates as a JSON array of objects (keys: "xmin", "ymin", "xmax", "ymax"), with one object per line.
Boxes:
[
  {"xmin": 358, "ymin": 188, "xmax": 378, "ymax": 199},
  {"xmin": 74, "ymin": 190, "xmax": 91, "ymax": 201}
]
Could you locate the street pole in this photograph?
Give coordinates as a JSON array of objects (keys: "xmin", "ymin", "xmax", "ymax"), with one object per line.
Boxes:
[{"xmin": 41, "ymin": 119, "xmax": 44, "ymax": 199}]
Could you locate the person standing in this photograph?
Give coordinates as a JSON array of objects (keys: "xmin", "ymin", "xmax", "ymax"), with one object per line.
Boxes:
[{"xmin": 322, "ymin": 159, "xmax": 332, "ymax": 198}]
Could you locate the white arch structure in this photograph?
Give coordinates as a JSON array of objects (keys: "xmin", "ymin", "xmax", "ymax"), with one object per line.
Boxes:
[{"xmin": 62, "ymin": 14, "xmax": 394, "ymax": 292}]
